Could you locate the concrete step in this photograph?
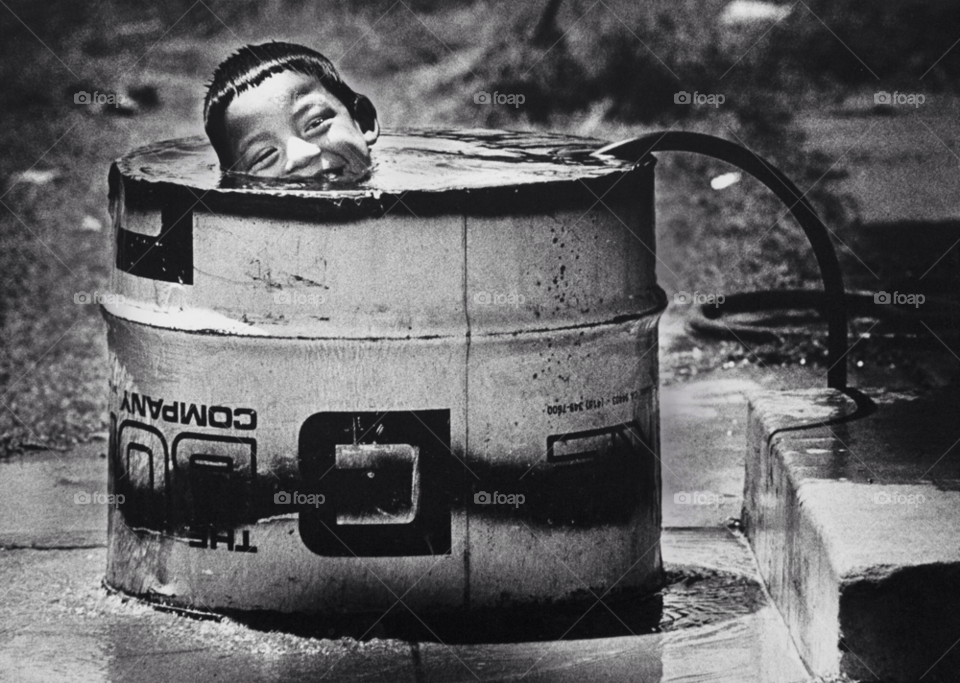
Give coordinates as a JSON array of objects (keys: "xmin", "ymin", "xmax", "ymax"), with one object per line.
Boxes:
[{"xmin": 743, "ymin": 386, "xmax": 960, "ymax": 682}]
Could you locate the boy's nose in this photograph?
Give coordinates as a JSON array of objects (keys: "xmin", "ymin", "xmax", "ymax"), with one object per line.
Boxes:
[{"xmin": 284, "ymin": 137, "xmax": 322, "ymax": 174}]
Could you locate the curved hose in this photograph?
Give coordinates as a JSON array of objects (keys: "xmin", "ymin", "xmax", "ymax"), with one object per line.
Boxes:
[{"xmin": 594, "ymin": 131, "xmax": 849, "ymax": 389}]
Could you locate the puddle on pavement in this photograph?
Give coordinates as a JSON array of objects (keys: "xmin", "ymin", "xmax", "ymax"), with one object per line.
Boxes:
[
  {"xmin": 0, "ymin": 528, "xmax": 813, "ymax": 682},
  {"xmin": 216, "ymin": 564, "xmax": 764, "ymax": 645}
]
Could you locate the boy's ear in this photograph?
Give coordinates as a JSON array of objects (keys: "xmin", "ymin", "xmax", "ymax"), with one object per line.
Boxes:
[{"xmin": 353, "ymin": 94, "xmax": 380, "ymax": 146}]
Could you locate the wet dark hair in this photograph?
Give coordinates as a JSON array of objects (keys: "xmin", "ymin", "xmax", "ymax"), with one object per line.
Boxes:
[{"xmin": 203, "ymin": 41, "xmax": 376, "ymax": 166}]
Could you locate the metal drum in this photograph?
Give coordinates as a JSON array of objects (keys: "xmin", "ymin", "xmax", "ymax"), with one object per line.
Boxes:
[{"xmin": 102, "ymin": 129, "xmax": 666, "ymax": 615}]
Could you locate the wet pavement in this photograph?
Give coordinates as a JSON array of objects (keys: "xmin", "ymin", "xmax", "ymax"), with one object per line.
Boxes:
[
  {"xmin": 0, "ymin": 533, "xmax": 810, "ymax": 682},
  {"xmin": 0, "ymin": 370, "xmax": 833, "ymax": 682}
]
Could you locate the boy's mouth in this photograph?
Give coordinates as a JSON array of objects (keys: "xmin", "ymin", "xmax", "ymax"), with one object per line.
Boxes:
[
  {"xmin": 316, "ymin": 151, "xmax": 373, "ymax": 183},
  {"xmin": 321, "ymin": 165, "xmax": 345, "ymax": 178},
  {"xmin": 285, "ymin": 149, "xmax": 362, "ymax": 180}
]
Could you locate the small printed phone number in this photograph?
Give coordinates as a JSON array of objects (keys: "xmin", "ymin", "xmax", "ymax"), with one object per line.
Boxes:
[{"xmin": 545, "ymin": 390, "xmax": 643, "ymax": 416}]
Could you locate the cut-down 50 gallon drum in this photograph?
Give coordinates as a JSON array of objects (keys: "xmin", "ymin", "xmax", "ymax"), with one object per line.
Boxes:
[{"xmin": 102, "ymin": 129, "xmax": 666, "ymax": 615}]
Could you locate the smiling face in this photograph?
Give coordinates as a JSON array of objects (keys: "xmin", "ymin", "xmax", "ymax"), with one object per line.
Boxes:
[{"xmin": 222, "ymin": 70, "xmax": 379, "ymax": 179}]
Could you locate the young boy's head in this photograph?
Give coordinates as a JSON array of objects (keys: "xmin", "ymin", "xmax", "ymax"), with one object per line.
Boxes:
[{"xmin": 204, "ymin": 42, "xmax": 379, "ymax": 179}]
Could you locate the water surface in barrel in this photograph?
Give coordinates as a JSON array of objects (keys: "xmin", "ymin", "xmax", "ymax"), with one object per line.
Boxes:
[{"xmin": 116, "ymin": 129, "xmax": 638, "ymax": 197}]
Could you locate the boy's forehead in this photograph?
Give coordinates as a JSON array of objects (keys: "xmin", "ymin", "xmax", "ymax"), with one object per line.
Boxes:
[{"xmin": 225, "ymin": 71, "xmax": 338, "ymax": 126}]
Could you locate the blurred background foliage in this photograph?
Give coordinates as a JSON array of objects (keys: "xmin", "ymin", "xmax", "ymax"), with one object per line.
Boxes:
[{"xmin": 0, "ymin": 0, "xmax": 954, "ymax": 450}]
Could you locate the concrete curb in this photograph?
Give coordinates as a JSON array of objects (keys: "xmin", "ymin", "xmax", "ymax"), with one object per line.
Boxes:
[{"xmin": 743, "ymin": 387, "xmax": 960, "ymax": 682}]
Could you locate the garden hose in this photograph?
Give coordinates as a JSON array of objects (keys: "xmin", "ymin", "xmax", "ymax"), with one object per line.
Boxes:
[{"xmin": 594, "ymin": 131, "xmax": 849, "ymax": 390}]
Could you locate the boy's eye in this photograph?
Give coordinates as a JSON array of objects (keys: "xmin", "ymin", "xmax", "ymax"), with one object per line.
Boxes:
[
  {"xmin": 304, "ymin": 116, "xmax": 328, "ymax": 133},
  {"xmin": 303, "ymin": 106, "xmax": 336, "ymax": 135},
  {"xmin": 251, "ymin": 148, "xmax": 277, "ymax": 170}
]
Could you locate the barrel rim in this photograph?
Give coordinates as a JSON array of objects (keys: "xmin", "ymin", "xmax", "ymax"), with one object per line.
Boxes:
[{"xmin": 113, "ymin": 128, "xmax": 647, "ymax": 203}]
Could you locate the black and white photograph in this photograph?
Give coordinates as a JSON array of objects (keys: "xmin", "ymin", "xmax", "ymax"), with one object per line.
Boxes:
[{"xmin": 1, "ymin": 1, "xmax": 958, "ymax": 681}]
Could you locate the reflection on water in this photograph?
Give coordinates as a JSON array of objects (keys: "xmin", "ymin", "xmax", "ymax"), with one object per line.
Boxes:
[
  {"xmin": 212, "ymin": 565, "xmax": 763, "ymax": 645},
  {"xmin": 115, "ymin": 129, "xmax": 636, "ymax": 197},
  {"xmin": 661, "ymin": 607, "xmax": 810, "ymax": 683}
]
